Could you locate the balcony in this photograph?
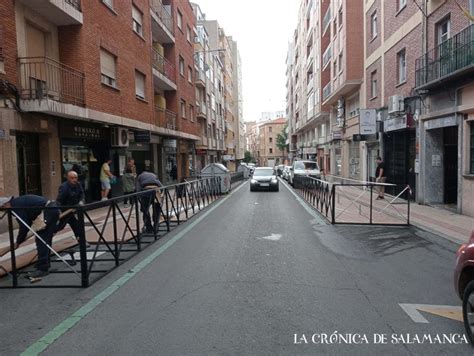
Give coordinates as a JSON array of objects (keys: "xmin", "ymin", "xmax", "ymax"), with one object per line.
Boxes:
[
  {"xmin": 197, "ymin": 103, "xmax": 207, "ymax": 119},
  {"xmin": 18, "ymin": 56, "xmax": 85, "ymax": 111},
  {"xmin": 152, "ymin": 48, "xmax": 177, "ymax": 91},
  {"xmin": 150, "ymin": 0, "xmax": 174, "ymax": 44},
  {"xmin": 154, "ymin": 106, "xmax": 177, "ymax": 131},
  {"xmin": 322, "ymin": 82, "xmax": 332, "ymax": 101},
  {"xmin": 415, "ymin": 24, "xmax": 474, "ymax": 90},
  {"xmin": 19, "ymin": 0, "xmax": 82, "ymax": 25},
  {"xmin": 195, "ymin": 69, "xmax": 206, "ymax": 88}
]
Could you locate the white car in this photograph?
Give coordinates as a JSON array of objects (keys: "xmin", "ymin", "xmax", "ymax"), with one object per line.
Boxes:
[{"xmin": 289, "ymin": 160, "xmax": 321, "ymax": 187}]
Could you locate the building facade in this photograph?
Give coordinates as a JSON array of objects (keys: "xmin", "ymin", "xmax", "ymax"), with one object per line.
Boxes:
[
  {"xmin": 0, "ymin": 0, "xmax": 201, "ymax": 203},
  {"xmin": 257, "ymin": 118, "xmax": 288, "ymax": 167}
]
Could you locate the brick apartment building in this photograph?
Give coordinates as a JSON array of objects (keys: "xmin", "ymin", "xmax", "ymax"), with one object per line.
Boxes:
[
  {"xmin": 257, "ymin": 117, "xmax": 288, "ymax": 167},
  {"xmin": 287, "ymin": 0, "xmax": 474, "ymax": 217},
  {"xmin": 0, "ymin": 0, "xmax": 200, "ymax": 203}
]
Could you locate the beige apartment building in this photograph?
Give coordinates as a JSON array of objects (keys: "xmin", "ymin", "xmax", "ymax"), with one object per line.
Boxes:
[{"xmin": 257, "ymin": 118, "xmax": 288, "ymax": 167}]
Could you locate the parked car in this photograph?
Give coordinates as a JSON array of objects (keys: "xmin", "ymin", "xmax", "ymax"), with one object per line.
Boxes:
[
  {"xmin": 288, "ymin": 160, "xmax": 321, "ymax": 187},
  {"xmin": 247, "ymin": 163, "xmax": 256, "ymax": 176},
  {"xmin": 250, "ymin": 167, "xmax": 279, "ymax": 192},
  {"xmin": 454, "ymin": 230, "xmax": 474, "ymax": 344},
  {"xmin": 276, "ymin": 165, "xmax": 285, "ymax": 177},
  {"xmin": 282, "ymin": 166, "xmax": 292, "ymax": 181}
]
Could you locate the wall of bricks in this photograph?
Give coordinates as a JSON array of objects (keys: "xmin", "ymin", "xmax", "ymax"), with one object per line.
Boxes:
[
  {"xmin": 344, "ymin": 0, "xmax": 364, "ymax": 81},
  {"xmin": 365, "ymin": 0, "xmax": 381, "ymax": 58},
  {"xmin": 172, "ymin": 0, "xmax": 199, "ymax": 138},
  {"xmin": 384, "ymin": 25, "xmax": 422, "ymax": 103},
  {"xmin": 383, "ymin": 0, "xmax": 419, "ymax": 39},
  {"xmin": 365, "ymin": 57, "xmax": 382, "ymax": 109},
  {"xmin": 0, "ymin": 0, "xmax": 18, "ymax": 86}
]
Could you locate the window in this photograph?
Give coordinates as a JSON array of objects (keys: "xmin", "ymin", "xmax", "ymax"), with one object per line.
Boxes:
[
  {"xmin": 132, "ymin": 5, "xmax": 143, "ymax": 36},
  {"xmin": 397, "ymin": 49, "xmax": 406, "ymax": 84},
  {"xmin": 338, "ymin": 53, "xmax": 343, "ymax": 73},
  {"xmin": 181, "ymin": 99, "xmax": 186, "ymax": 118},
  {"xmin": 471, "ymin": 122, "xmax": 474, "ymax": 174},
  {"xmin": 135, "ymin": 70, "xmax": 145, "ymax": 100},
  {"xmin": 188, "ymin": 66, "xmax": 193, "ymax": 83},
  {"xmin": 177, "ymin": 10, "xmax": 183, "ymax": 30},
  {"xmin": 371, "ymin": 11, "xmax": 377, "ymax": 40},
  {"xmin": 370, "ymin": 70, "xmax": 377, "ymax": 98},
  {"xmin": 338, "ymin": 8, "xmax": 343, "ymax": 28},
  {"xmin": 100, "ymin": 49, "xmax": 117, "ymax": 87},
  {"xmin": 102, "ymin": 0, "xmax": 113, "ymax": 9},
  {"xmin": 269, "ymin": 137, "xmax": 273, "ymax": 143},
  {"xmin": 189, "ymin": 104, "xmax": 194, "ymax": 122},
  {"xmin": 187, "ymin": 26, "xmax": 191, "ymax": 43},
  {"xmin": 397, "ymin": 0, "xmax": 407, "ymax": 11},
  {"xmin": 269, "ymin": 148, "xmax": 273, "ymax": 154},
  {"xmin": 269, "ymin": 126, "xmax": 272, "ymax": 133},
  {"xmin": 179, "ymin": 56, "xmax": 184, "ymax": 76},
  {"xmin": 437, "ymin": 17, "xmax": 451, "ymax": 45}
]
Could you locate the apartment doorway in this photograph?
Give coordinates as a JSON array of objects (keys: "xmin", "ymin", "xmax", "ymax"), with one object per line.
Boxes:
[
  {"xmin": 443, "ymin": 126, "xmax": 458, "ymax": 204},
  {"xmin": 16, "ymin": 132, "xmax": 42, "ymax": 196}
]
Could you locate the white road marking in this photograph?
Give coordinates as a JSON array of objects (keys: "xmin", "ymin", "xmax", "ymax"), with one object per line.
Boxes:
[
  {"xmin": 399, "ymin": 303, "xmax": 463, "ymax": 323},
  {"xmin": 260, "ymin": 233, "xmax": 282, "ymax": 241}
]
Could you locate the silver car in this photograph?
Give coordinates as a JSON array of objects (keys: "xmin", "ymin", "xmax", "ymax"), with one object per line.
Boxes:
[{"xmin": 250, "ymin": 167, "xmax": 279, "ymax": 192}]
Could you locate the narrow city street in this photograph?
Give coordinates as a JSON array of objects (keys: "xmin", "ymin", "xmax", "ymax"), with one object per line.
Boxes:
[{"xmin": 0, "ymin": 179, "xmax": 470, "ymax": 355}]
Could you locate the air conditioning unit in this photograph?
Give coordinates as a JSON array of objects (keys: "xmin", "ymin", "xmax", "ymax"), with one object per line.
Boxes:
[
  {"xmin": 111, "ymin": 127, "xmax": 129, "ymax": 147},
  {"xmin": 388, "ymin": 95, "xmax": 405, "ymax": 114}
]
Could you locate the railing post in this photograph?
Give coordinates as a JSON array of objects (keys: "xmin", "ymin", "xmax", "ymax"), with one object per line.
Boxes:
[
  {"xmin": 76, "ymin": 208, "xmax": 89, "ymax": 288},
  {"xmin": 112, "ymin": 202, "xmax": 119, "ymax": 266},
  {"xmin": 331, "ymin": 184, "xmax": 336, "ymax": 224},
  {"xmin": 7, "ymin": 211, "xmax": 18, "ymax": 287},
  {"xmin": 369, "ymin": 183, "xmax": 373, "ymax": 225}
]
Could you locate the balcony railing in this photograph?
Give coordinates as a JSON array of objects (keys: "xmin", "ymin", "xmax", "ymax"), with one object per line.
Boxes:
[
  {"xmin": 415, "ymin": 24, "xmax": 474, "ymax": 88},
  {"xmin": 18, "ymin": 56, "xmax": 85, "ymax": 106},
  {"xmin": 152, "ymin": 48, "xmax": 176, "ymax": 83},
  {"xmin": 154, "ymin": 106, "xmax": 177, "ymax": 130},
  {"xmin": 65, "ymin": 0, "xmax": 81, "ymax": 11},
  {"xmin": 322, "ymin": 82, "xmax": 332, "ymax": 101},
  {"xmin": 150, "ymin": 0, "xmax": 174, "ymax": 36}
]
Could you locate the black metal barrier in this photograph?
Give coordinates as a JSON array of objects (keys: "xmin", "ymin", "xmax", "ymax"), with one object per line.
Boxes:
[
  {"xmin": 0, "ymin": 177, "xmax": 222, "ymax": 288},
  {"xmin": 293, "ymin": 175, "xmax": 411, "ymax": 226}
]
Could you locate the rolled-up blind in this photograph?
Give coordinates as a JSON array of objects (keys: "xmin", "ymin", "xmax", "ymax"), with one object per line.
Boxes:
[
  {"xmin": 135, "ymin": 71, "xmax": 145, "ymax": 98},
  {"xmin": 100, "ymin": 49, "xmax": 116, "ymax": 79}
]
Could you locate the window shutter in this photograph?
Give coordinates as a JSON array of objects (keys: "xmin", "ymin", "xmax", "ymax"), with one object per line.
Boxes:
[
  {"xmin": 135, "ymin": 71, "xmax": 145, "ymax": 98},
  {"xmin": 100, "ymin": 50, "xmax": 116, "ymax": 79},
  {"xmin": 132, "ymin": 6, "xmax": 142, "ymax": 26}
]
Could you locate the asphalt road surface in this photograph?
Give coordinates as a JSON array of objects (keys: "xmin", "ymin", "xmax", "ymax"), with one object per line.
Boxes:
[{"xmin": 0, "ymin": 179, "xmax": 471, "ymax": 355}]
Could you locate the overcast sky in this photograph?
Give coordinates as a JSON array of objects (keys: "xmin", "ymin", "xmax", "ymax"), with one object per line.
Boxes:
[{"xmin": 194, "ymin": 0, "xmax": 299, "ymax": 122}]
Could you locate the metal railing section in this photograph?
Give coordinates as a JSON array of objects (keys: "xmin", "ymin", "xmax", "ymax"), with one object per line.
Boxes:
[
  {"xmin": 0, "ymin": 177, "xmax": 222, "ymax": 288},
  {"xmin": 293, "ymin": 175, "xmax": 411, "ymax": 226},
  {"xmin": 152, "ymin": 48, "xmax": 177, "ymax": 83},
  {"xmin": 18, "ymin": 56, "xmax": 85, "ymax": 106},
  {"xmin": 150, "ymin": 0, "xmax": 174, "ymax": 36},
  {"xmin": 415, "ymin": 24, "xmax": 474, "ymax": 88},
  {"xmin": 154, "ymin": 106, "xmax": 177, "ymax": 130}
]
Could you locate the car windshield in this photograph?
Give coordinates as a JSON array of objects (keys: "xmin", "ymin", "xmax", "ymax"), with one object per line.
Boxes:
[
  {"xmin": 253, "ymin": 169, "xmax": 274, "ymax": 177},
  {"xmin": 294, "ymin": 162, "xmax": 319, "ymax": 170}
]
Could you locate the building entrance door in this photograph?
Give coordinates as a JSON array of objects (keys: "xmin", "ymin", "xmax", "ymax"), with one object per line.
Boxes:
[
  {"xmin": 16, "ymin": 132, "xmax": 42, "ymax": 196},
  {"xmin": 443, "ymin": 126, "xmax": 458, "ymax": 204}
]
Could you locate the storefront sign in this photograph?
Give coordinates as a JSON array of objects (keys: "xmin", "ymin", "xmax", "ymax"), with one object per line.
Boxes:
[
  {"xmin": 359, "ymin": 109, "xmax": 377, "ymax": 134},
  {"xmin": 134, "ymin": 130, "xmax": 151, "ymax": 143},
  {"xmin": 163, "ymin": 139, "xmax": 177, "ymax": 148},
  {"xmin": 384, "ymin": 115, "xmax": 407, "ymax": 132},
  {"xmin": 331, "ymin": 131, "xmax": 342, "ymax": 140},
  {"xmin": 61, "ymin": 122, "xmax": 108, "ymax": 140},
  {"xmin": 223, "ymin": 155, "xmax": 235, "ymax": 161},
  {"xmin": 196, "ymin": 149, "xmax": 207, "ymax": 155},
  {"xmin": 425, "ymin": 116, "xmax": 457, "ymax": 130}
]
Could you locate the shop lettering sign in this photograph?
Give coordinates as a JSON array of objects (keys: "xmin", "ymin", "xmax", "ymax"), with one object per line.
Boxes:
[{"xmin": 74, "ymin": 126, "xmax": 102, "ymax": 139}]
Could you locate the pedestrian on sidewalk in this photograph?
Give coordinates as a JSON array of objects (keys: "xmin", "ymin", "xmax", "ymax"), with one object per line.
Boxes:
[
  {"xmin": 375, "ymin": 157, "xmax": 387, "ymax": 200},
  {"xmin": 122, "ymin": 165, "xmax": 136, "ymax": 207},
  {"xmin": 0, "ymin": 195, "xmax": 60, "ymax": 279},
  {"xmin": 55, "ymin": 170, "xmax": 85, "ymax": 241},
  {"xmin": 100, "ymin": 158, "xmax": 114, "ymax": 201},
  {"xmin": 136, "ymin": 168, "xmax": 162, "ymax": 234}
]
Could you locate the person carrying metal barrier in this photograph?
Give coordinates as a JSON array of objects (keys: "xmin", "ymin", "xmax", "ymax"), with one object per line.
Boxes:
[
  {"xmin": 0, "ymin": 195, "xmax": 60, "ymax": 279},
  {"xmin": 54, "ymin": 170, "xmax": 85, "ymax": 242},
  {"xmin": 135, "ymin": 168, "xmax": 163, "ymax": 234}
]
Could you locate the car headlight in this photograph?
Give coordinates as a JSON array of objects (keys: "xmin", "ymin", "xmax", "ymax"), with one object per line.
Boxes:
[
  {"xmin": 251, "ymin": 179, "xmax": 257, "ymax": 184},
  {"xmin": 271, "ymin": 178, "xmax": 277, "ymax": 183}
]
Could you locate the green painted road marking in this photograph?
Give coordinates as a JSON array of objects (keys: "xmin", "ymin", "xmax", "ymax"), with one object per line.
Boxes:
[{"xmin": 22, "ymin": 182, "xmax": 248, "ymax": 356}]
